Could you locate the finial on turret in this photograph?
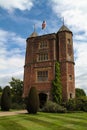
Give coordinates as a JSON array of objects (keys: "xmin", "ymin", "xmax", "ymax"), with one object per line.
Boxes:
[
  {"xmin": 30, "ymin": 24, "xmax": 38, "ymax": 37},
  {"xmin": 63, "ymin": 17, "xmax": 64, "ymax": 25},
  {"xmin": 34, "ymin": 24, "xmax": 36, "ymax": 32}
]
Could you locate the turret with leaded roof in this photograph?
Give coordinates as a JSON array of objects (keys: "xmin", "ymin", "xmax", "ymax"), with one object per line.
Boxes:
[{"xmin": 58, "ymin": 24, "xmax": 72, "ymax": 33}]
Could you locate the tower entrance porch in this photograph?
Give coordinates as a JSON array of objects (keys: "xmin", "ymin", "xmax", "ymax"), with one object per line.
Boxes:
[{"xmin": 39, "ymin": 93, "xmax": 48, "ymax": 108}]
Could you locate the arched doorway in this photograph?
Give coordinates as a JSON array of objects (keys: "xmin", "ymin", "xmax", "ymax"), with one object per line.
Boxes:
[{"xmin": 39, "ymin": 93, "xmax": 47, "ymax": 108}]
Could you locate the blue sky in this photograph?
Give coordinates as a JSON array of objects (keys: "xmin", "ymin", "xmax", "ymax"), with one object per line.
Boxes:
[{"xmin": 0, "ymin": 0, "xmax": 87, "ymax": 94}]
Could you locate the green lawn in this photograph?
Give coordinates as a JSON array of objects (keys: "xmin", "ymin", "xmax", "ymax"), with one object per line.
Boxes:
[{"xmin": 0, "ymin": 112, "xmax": 87, "ymax": 130}]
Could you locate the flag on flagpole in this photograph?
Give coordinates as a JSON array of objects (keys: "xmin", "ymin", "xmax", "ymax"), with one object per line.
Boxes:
[{"xmin": 42, "ymin": 21, "xmax": 46, "ymax": 29}]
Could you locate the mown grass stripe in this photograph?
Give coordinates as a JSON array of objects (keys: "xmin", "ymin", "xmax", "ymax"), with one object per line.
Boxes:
[
  {"xmin": 38, "ymin": 112, "xmax": 87, "ymax": 129},
  {"xmin": 0, "ymin": 112, "xmax": 87, "ymax": 130},
  {"xmin": 18, "ymin": 113, "xmax": 86, "ymax": 130},
  {"xmin": 40, "ymin": 112, "xmax": 87, "ymax": 122},
  {"xmin": 18, "ymin": 112, "xmax": 87, "ymax": 130},
  {"xmin": 0, "ymin": 121, "xmax": 26, "ymax": 130}
]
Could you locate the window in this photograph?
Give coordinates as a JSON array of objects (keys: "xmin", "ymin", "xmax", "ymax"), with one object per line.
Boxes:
[
  {"xmin": 38, "ymin": 53, "xmax": 48, "ymax": 61},
  {"xmin": 39, "ymin": 41, "xmax": 48, "ymax": 48},
  {"xmin": 68, "ymin": 42, "xmax": 72, "ymax": 56},
  {"xmin": 70, "ymin": 93, "xmax": 72, "ymax": 98},
  {"xmin": 69, "ymin": 75, "xmax": 72, "ymax": 80},
  {"xmin": 67, "ymin": 39, "xmax": 71, "ymax": 44},
  {"xmin": 37, "ymin": 71, "xmax": 48, "ymax": 81}
]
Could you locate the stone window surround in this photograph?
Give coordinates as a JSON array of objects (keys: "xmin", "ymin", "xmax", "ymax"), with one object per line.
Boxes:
[
  {"xmin": 37, "ymin": 70, "xmax": 48, "ymax": 81},
  {"xmin": 39, "ymin": 40, "xmax": 48, "ymax": 49},
  {"xmin": 38, "ymin": 53, "xmax": 48, "ymax": 61}
]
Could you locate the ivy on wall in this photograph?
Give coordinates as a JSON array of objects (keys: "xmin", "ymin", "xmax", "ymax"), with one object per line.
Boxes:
[{"xmin": 52, "ymin": 62, "xmax": 62, "ymax": 104}]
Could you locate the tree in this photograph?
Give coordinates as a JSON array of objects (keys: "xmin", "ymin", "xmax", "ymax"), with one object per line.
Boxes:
[
  {"xmin": 1, "ymin": 86, "xmax": 11, "ymax": 111},
  {"xmin": 75, "ymin": 88, "xmax": 86, "ymax": 98},
  {"xmin": 26, "ymin": 87, "xmax": 39, "ymax": 114},
  {"xmin": 52, "ymin": 62, "xmax": 62, "ymax": 104},
  {"xmin": 0, "ymin": 86, "xmax": 3, "ymax": 106},
  {"xmin": 9, "ymin": 77, "xmax": 23, "ymax": 104},
  {"xmin": 0, "ymin": 86, "xmax": 2, "ymax": 92}
]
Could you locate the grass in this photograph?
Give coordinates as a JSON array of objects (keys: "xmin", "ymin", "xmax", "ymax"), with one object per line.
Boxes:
[{"xmin": 0, "ymin": 112, "xmax": 87, "ymax": 130}]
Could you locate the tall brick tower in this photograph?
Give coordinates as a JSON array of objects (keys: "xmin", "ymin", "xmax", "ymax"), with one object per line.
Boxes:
[
  {"xmin": 57, "ymin": 25, "xmax": 75, "ymax": 101},
  {"xmin": 23, "ymin": 24, "xmax": 75, "ymax": 103}
]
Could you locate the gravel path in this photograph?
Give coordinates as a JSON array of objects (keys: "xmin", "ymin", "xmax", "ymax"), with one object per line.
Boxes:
[{"xmin": 0, "ymin": 110, "xmax": 27, "ymax": 117}]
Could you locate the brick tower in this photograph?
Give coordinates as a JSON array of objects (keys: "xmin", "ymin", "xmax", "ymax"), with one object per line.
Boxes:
[
  {"xmin": 57, "ymin": 25, "xmax": 75, "ymax": 101},
  {"xmin": 23, "ymin": 24, "xmax": 75, "ymax": 103}
]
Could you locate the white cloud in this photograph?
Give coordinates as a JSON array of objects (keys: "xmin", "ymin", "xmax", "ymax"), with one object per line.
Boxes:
[
  {"xmin": 49, "ymin": 0, "xmax": 87, "ymax": 33},
  {"xmin": 0, "ymin": 29, "xmax": 25, "ymax": 47},
  {"xmin": 0, "ymin": 29, "xmax": 25, "ymax": 87},
  {"xmin": 73, "ymin": 40, "xmax": 87, "ymax": 94},
  {"xmin": 0, "ymin": 0, "xmax": 34, "ymax": 12}
]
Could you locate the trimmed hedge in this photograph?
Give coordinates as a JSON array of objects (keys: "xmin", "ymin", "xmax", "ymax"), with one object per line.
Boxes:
[
  {"xmin": 1, "ymin": 86, "xmax": 11, "ymax": 111},
  {"xmin": 26, "ymin": 87, "xmax": 39, "ymax": 114}
]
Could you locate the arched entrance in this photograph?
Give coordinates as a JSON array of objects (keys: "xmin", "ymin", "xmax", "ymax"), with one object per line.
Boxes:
[{"xmin": 39, "ymin": 93, "xmax": 47, "ymax": 108}]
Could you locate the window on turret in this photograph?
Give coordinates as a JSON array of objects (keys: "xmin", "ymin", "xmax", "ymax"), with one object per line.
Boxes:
[
  {"xmin": 69, "ymin": 75, "xmax": 72, "ymax": 80},
  {"xmin": 67, "ymin": 38, "xmax": 72, "ymax": 56},
  {"xmin": 37, "ymin": 71, "xmax": 48, "ymax": 81},
  {"xmin": 67, "ymin": 39, "xmax": 71, "ymax": 44}
]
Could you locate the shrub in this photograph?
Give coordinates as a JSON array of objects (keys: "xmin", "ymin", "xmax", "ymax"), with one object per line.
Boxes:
[
  {"xmin": 11, "ymin": 103, "xmax": 26, "ymax": 110},
  {"xmin": 1, "ymin": 86, "xmax": 11, "ymax": 111},
  {"xmin": 26, "ymin": 87, "xmax": 39, "ymax": 114},
  {"xmin": 0, "ymin": 96, "xmax": 1, "ymax": 107},
  {"xmin": 65, "ymin": 97, "xmax": 87, "ymax": 112},
  {"xmin": 42, "ymin": 101, "xmax": 66, "ymax": 113},
  {"xmin": 66, "ymin": 99, "xmax": 76, "ymax": 111},
  {"xmin": 76, "ymin": 97, "xmax": 87, "ymax": 112},
  {"xmin": 0, "ymin": 96, "xmax": 1, "ymax": 106}
]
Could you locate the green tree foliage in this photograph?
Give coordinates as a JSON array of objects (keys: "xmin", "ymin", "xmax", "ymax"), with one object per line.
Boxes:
[
  {"xmin": 65, "ymin": 97, "xmax": 87, "ymax": 112},
  {"xmin": 0, "ymin": 86, "xmax": 2, "ymax": 92},
  {"xmin": 52, "ymin": 62, "xmax": 62, "ymax": 104},
  {"xmin": 9, "ymin": 77, "xmax": 23, "ymax": 104},
  {"xmin": 66, "ymin": 99, "xmax": 76, "ymax": 111},
  {"xmin": 76, "ymin": 97, "xmax": 87, "ymax": 112},
  {"xmin": 26, "ymin": 87, "xmax": 39, "ymax": 114},
  {"xmin": 75, "ymin": 88, "xmax": 86, "ymax": 98},
  {"xmin": 1, "ymin": 86, "xmax": 11, "ymax": 111},
  {"xmin": 0, "ymin": 86, "xmax": 3, "ymax": 106},
  {"xmin": 0, "ymin": 95, "xmax": 1, "ymax": 106}
]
